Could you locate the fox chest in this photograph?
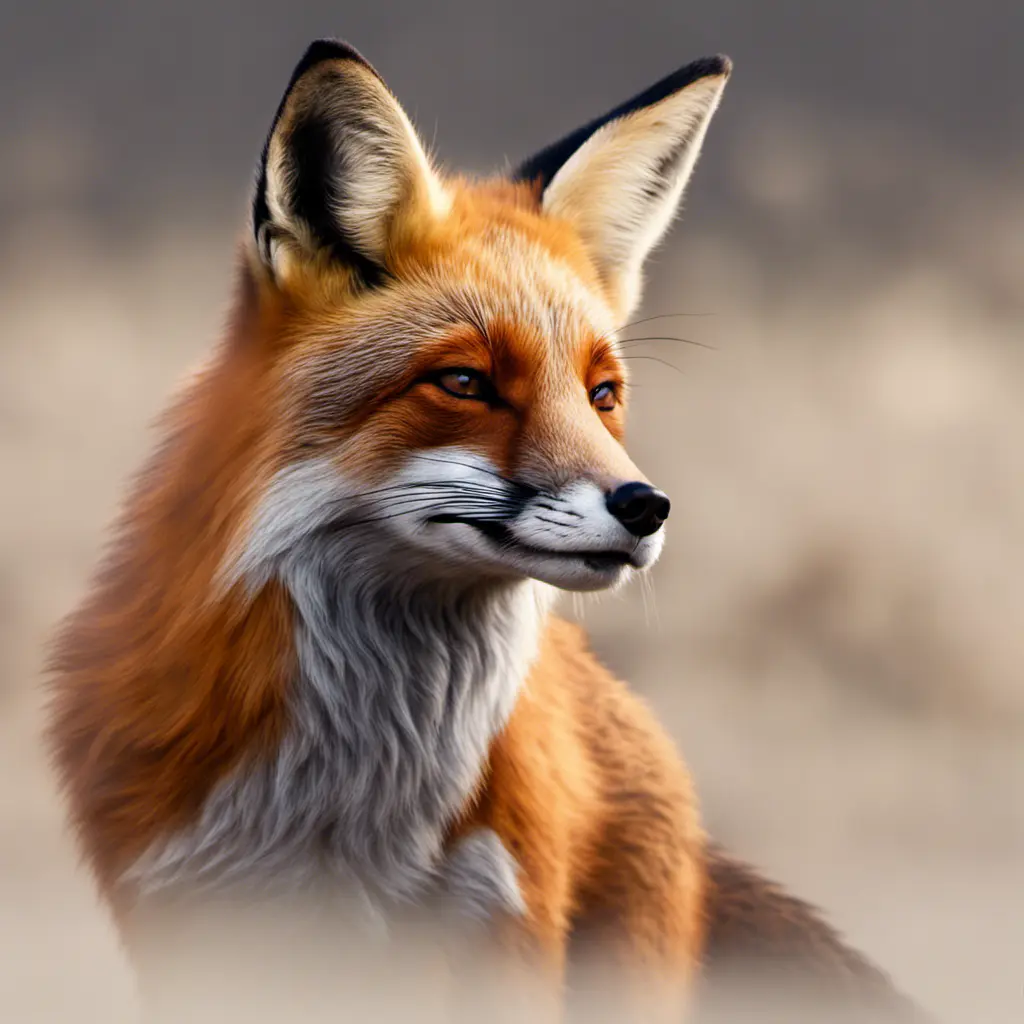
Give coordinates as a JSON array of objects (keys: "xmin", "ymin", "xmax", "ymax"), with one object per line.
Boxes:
[{"xmin": 123, "ymin": 573, "xmax": 545, "ymax": 910}]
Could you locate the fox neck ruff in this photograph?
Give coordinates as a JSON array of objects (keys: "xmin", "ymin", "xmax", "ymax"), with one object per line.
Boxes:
[{"xmin": 127, "ymin": 532, "xmax": 550, "ymax": 904}]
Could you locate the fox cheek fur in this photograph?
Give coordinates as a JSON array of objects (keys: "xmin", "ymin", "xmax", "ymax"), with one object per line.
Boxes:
[{"xmin": 46, "ymin": 36, "xmax": 925, "ymax": 1022}]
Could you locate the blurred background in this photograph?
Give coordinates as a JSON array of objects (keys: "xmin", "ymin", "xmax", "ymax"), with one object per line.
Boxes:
[{"xmin": 1, "ymin": 1, "xmax": 1021, "ymax": 1020}]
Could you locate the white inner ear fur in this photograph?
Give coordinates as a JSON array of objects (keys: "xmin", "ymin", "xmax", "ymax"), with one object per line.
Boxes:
[
  {"xmin": 540, "ymin": 73, "xmax": 728, "ymax": 319},
  {"xmin": 263, "ymin": 63, "xmax": 450, "ymax": 274},
  {"xmin": 321, "ymin": 69, "xmax": 451, "ymax": 260}
]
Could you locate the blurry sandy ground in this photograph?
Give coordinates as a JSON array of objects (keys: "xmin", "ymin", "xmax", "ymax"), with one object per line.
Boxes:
[{"xmin": 1, "ymin": 112, "xmax": 1022, "ymax": 1022}]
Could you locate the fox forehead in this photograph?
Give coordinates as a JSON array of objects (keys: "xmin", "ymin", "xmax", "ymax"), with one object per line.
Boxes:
[{"xmin": 279, "ymin": 198, "xmax": 622, "ymax": 423}]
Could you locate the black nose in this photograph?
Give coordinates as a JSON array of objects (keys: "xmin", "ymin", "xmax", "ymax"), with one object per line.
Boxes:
[{"xmin": 605, "ymin": 482, "xmax": 671, "ymax": 538}]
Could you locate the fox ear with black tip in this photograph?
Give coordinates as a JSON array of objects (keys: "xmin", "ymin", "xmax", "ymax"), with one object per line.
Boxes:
[
  {"xmin": 515, "ymin": 56, "xmax": 732, "ymax": 319},
  {"xmin": 251, "ymin": 39, "xmax": 450, "ymax": 289}
]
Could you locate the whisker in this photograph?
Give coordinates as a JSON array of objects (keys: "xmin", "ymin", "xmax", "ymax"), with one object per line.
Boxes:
[
  {"xmin": 322, "ymin": 502, "xmax": 461, "ymax": 531},
  {"xmin": 332, "ymin": 480, "xmax": 489, "ymax": 504},
  {"xmin": 534, "ymin": 502, "xmax": 583, "ymax": 519},
  {"xmin": 339, "ymin": 479, "xmax": 517, "ymax": 506},
  {"xmin": 328, "ymin": 502, "xmax": 523, "ymax": 532},
  {"xmin": 534, "ymin": 516, "xmax": 571, "ymax": 530},
  {"xmin": 639, "ymin": 570, "xmax": 659, "ymax": 630},
  {"xmin": 618, "ymin": 355, "xmax": 686, "ymax": 376},
  {"xmin": 335, "ymin": 492, "xmax": 499, "ymax": 516},
  {"xmin": 617, "ymin": 312, "xmax": 715, "ymax": 332},
  {"xmin": 325, "ymin": 490, "xmax": 527, "ymax": 530},
  {"xmin": 617, "ymin": 335, "xmax": 716, "ymax": 351},
  {"xmin": 407, "ymin": 453, "xmax": 546, "ymax": 498}
]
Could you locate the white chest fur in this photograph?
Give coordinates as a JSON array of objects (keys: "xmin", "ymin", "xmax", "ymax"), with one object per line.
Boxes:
[{"xmin": 126, "ymin": 534, "xmax": 549, "ymax": 906}]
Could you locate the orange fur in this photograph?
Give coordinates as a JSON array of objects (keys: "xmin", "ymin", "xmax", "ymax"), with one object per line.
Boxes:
[
  {"xmin": 453, "ymin": 618, "xmax": 706, "ymax": 1004},
  {"xmin": 48, "ymin": 286, "xmax": 298, "ymax": 891}
]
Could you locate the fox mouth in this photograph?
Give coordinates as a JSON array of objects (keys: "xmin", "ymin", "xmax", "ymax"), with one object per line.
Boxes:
[{"xmin": 427, "ymin": 514, "xmax": 634, "ymax": 572}]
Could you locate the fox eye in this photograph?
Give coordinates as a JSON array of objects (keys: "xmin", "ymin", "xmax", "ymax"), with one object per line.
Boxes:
[
  {"xmin": 433, "ymin": 368, "xmax": 493, "ymax": 401},
  {"xmin": 590, "ymin": 382, "xmax": 618, "ymax": 412}
]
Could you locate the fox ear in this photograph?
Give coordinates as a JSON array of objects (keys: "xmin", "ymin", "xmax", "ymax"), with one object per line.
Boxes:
[
  {"xmin": 515, "ymin": 56, "xmax": 731, "ymax": 318},
  {"xmin": 252, "ymin": 39, "xmax": 450, "ymax": 287}
]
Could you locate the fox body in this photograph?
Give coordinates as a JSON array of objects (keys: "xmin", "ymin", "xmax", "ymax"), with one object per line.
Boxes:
[{"xmin": 48, "ymin": 39, "xmax": 923, "ymax": 1021}]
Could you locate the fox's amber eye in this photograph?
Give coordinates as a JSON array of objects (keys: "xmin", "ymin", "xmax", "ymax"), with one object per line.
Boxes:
[
  {"xmin": 434, "ymin": 368, "xmax": 492, "ymax": 401},
  {"xmin": 590, "ymin": 382, "xmax": 618, "ymax": 412}
]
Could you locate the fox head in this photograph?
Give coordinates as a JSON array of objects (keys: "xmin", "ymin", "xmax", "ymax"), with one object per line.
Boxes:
[{"xmin": 231, "ymin": 39, "xmax": 730, "ymax": 594}]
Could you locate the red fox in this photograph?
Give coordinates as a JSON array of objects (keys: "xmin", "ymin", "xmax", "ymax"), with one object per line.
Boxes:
[{"xmin": 47, "ymin": 38, "xmax": 926, "ymax": 1021}]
